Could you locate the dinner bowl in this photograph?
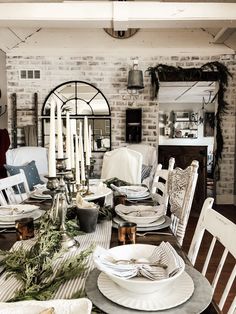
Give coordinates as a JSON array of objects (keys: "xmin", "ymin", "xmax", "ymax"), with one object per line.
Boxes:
[
  {"xmin": 115, "ymin": 204, "xmax": 164, "ymax": 225},
  {"xmin": 94, "ymin": 244, "xmax": 185, "ymax": 294}
]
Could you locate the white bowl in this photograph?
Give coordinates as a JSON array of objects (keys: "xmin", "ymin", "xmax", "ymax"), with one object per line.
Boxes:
[
  {"xmin": 94, "ymin": 244, "xmax": 185, "ymax": 294},
  {"xmin": 115, "ymin": 204, "xmax": 164, "ymax": 225}
]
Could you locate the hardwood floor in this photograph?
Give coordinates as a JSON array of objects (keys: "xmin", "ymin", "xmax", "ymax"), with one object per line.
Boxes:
[{"xmin": 182, "ymin": 204, "xmax": 236, "ymax": 314}]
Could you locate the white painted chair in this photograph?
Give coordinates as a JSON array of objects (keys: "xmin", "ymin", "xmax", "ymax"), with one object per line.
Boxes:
[
  {"xmin": 101, "ymin": 147, "xmax": 143, "ymax": 184},
  {"xmin": 168, "ymin": 160, "xmax": 199, "ymax": 246},
  {"xmin": 151, "ymin": 157, "xmax": 175, "ymax": 213},
  {"xmin": 188, "ymin": 198, "xmax": 236, "ymax": 314},
  {"xmin": 6, "ymin": 146, "xmax": 48, "ymax": 182},
  {"xmin": 127, "ymin": 144, "xmax": 157, "ymax": 189},
  {"xmin": 0, "ymin": 170, "xmax": 30, "ymax": 205}
]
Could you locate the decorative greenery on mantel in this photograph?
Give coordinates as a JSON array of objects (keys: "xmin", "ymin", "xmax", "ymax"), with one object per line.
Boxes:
[{"xmin": 147, "ymin": 61, "xmax": 232, "ymax": 179}]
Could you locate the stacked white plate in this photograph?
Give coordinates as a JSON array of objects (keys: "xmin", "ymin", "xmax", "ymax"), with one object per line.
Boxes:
[
  {"xmin": 115, "ymin": 204, "xmax": 164, "ymax": 225},
  {"xmin": 30, "ymin": 186, "xmax": 52, "ymax": 200},
  {"xmin": 0, "ymin": 204, "xmax": 44, "ymax": 228},
  {"xmin": 116, "ymin": 185, "xmax": 150, "ymax": 200}
]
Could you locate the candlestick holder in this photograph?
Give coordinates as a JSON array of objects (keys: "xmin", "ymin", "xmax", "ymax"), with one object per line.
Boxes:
[
  {"xmin": 56, "ymin": 158, "xmax": 67, "ymax": 172},
  {"xmin": 44, "ymin": 175, "xmax": 60, "ymax": 223},
  {"xmin": 82, "ymin": 165, "xmax": 93, "ymax": 196},
  {"xmin": 56, "ymin": 186, "xmax": 78, "ymax": 250}
]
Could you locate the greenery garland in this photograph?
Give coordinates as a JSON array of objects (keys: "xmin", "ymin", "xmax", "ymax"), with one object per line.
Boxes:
[
  {"xmin": 147, "ymin": 61, "xmax": 232, "ymax": 179},
  {"xmin": 0, "ymin": 213, "xmax": 93, "ymax": 302}
]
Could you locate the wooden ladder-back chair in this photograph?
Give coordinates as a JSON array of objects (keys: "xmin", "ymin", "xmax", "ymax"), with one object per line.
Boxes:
[
  {"xmin": 151, "ymin": 157, "xmax": 175, "ymax": 213},
  {"xmin": 0, "ymin": 170, "xmax": 30, "ymax": 205},
  {"xmin": 188, "ymin": 198, "xmax": 236, "ymax": 314},
  {"xmin": 168, "ymin": 160, "xmax": 199, "ymax": 246}
]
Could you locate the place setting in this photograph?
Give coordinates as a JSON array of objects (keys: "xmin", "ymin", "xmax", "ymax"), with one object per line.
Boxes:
[
  {"xmin": 112, "ymin": 203, "xmax": 171, "ymax": 232},
  {"xmin": 0, "ymin": 204, "xmax": 45, "ymax": 229},
  {"xmin": 85, "ymin": 241, "xmax": 213, "ymax": 314}
]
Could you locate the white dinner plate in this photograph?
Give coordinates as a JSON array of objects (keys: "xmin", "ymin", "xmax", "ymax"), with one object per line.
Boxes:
[
  {"xmin": 113, "ymin": 215, "xmax": 171, "ymax": 231},
  {"xmin": 0, "ymin": 209, "xmax": 45, "ymax": 228},
  {"xmin": 117, "ymin": 186, "xmax": 149, "ymax": 198},
  {"xmin": 0, "ymin": 298, "xmax": 92, "ymax": 314},
  {"xmin": 83, "ymin": 185, "xmax": 112, "ymax": 201},
  {"xmin": 97, "ymin": 270, "xmax": 194, "ymax": 311},
  {"xmin": 0, "ymin": 205, "xmax": 39, "ymax": 222},
  {"xmin": 127, "ymin": 192, "xmax": 151, "ymax": 201},
  {"xmin": 30, "ymin": 192, "xmax": 52, "ymax": 200},
  {"xmin": 113, "ymin": 215, "xmax": 165, "ymax": 227}
]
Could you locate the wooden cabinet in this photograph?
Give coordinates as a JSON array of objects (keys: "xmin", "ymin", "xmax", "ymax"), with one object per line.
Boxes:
[{"xmin": 158, "ymin": 145, "xmax": 207, "ymax": 217}]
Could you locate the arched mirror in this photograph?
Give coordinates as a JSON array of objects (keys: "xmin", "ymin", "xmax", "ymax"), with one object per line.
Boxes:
[{"xmin": 41, "ymin": 81, "xmax": 111, "ymax": 152}]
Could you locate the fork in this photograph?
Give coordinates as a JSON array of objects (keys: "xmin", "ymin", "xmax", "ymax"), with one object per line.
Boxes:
[{"xmin": 136, "ymin": 231, "xmax": 172, "ymax": 237}]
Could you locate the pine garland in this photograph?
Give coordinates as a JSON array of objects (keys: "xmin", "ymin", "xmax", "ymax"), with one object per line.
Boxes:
[
  {"xmin": 0, "ymin": 214, "xmax": 93, "ymax": 302},
  {"xmin": 147, "ymin": 61, "xmax": 232, "ymax": 179}
]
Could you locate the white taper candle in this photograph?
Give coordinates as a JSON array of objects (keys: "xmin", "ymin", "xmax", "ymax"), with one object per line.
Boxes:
[
  {"xmin": 48, "ymin": 99, "xmax": 56, "ymax": 177},
  {"xmin": 56, "ymin": 102, "xmax": 63, "ymax": 158},
  {"xmin": 65, "ymin": 111, "xmax": 71, "ymax": 170},
  {"xmin": 75, "ymin": 133, "xmax": 80, "ymax": 184},
  {"xmin": 84, "ymin": 116, "xmax": 90, "ymax": 166}
]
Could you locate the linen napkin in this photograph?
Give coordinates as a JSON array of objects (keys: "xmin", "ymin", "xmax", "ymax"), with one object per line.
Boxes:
[
  {"xmin": 93, "ymin": 242, "xmax": 184, "ymax": 281},
  {"xmin": 0, "ymin": 206, "xmax": 24, "ymax": 216},
  {"xmin": 115, "ymin": 204, "xmax": 164, "ymax": 218}
]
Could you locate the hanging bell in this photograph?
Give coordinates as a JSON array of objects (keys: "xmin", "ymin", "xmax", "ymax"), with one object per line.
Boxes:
[{"xmin": 127, "ymin": 69, "xmax": 144, "ymax": 90}]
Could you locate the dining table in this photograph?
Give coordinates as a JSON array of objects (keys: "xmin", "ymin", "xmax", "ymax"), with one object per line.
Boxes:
[{"xmin": 0, "ymin": 190, "xmax": 221, "ymax": 314}]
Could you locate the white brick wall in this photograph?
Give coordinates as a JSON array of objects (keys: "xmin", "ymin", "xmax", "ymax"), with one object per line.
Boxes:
[{"xmin": 6, "ymin": 54, "xmax": 236, "ymax": 202}]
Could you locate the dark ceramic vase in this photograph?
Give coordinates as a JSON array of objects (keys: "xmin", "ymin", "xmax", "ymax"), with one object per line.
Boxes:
[{"xmin": 77, "ymin": 206, "xmax": 99, "ymax": 233}]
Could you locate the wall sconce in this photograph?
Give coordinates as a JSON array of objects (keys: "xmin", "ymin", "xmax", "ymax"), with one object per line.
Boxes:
[{"xmin": 127, "ymin": 60, "xmax": 144, "ymax": 94}]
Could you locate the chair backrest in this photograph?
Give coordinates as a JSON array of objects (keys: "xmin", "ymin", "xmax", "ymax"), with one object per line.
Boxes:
[
  {"xmin": 151, "ymin": 157, "xmax": 175, "ymax": 212},
  {"xmin": 6, "ymin": 146, "xmax": 48, "ymax": 180},
  {"xmin": 188, "ymin": 198, "xmax": 236, "ymax": 314},
  {"xmin": 127, "ymin": 144, "xmax": 157, "ymax": 166},
  {"xmin": 168, "ymin": 160, "xmax": 199, "ymax": 246},
  {"xmin": 101, "ymin": 147, "xmax": 143, "ymax": 184},
  {"xmin": 127, "ymin": 144, "xmax": 157, "ymax": 189},
  {"xmin": 0, "ymin": 170, "xmax": 30, "ymax": 205}
]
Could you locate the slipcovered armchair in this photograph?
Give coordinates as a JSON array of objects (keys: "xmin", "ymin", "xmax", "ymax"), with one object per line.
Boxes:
[
  {"xmin": 101, "ymin": 147, "xmax": 143, "ymax": 184},
  {"xmin": 127, "ymin": 144, "xmax": 157, "ymax": 189},
  {"xmin": 5, "ymin": 146, "xmax": 48, "ymax": 185}
]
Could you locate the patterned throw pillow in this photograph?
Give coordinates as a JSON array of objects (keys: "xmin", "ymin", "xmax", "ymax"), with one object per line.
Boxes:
[
  {"xmin": 4, "ymin": 160, "xmax": 44, "ymax": 191},
  {"xmin": 141, "ymin": 164, "xmax": 152, "ymax": 182}
]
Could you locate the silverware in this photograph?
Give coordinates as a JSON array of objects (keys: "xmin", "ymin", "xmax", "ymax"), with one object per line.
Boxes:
[
  {"xmin": 0, "ymin": 229, "xmax": 7, "ymax": 233},
  {"xmin": 136, "ymin": 232, "xmax": 172, "ymax": 237},
  {"xmin": 113, "ymin": 258, "xmax": 167, "ymax": 269}
]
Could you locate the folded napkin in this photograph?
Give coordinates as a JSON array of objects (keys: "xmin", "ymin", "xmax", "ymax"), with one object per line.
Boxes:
[
  {"xmin": 0, "ymin": 206, "xmax": 24, "ymax": 216},
  {"xmin": 76, "ymin": 193, "xmax": 96, "ymax": 209},
  {"xmin": 115, "ymin": 204, "xmax": 164, "ymax": 218},
  {"xmin": 93, "ymin": 242, "xmax": 184, "ymax": 281}
]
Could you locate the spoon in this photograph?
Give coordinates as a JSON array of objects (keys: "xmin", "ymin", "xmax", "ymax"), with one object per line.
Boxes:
[{"xmin": 113, "ymin": 258, "xmax": 167, "ymax": 269}]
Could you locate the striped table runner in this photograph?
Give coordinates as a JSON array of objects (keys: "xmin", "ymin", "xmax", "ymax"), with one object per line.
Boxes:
[{"xmin": 0, "ymin": 220, "xmax": 112, "ymax": 301}]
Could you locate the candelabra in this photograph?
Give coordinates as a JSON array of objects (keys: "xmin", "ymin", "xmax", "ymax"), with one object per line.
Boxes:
[{"xmin": 45, "ymin": 158, "xmax": 78, "ymax": 250}]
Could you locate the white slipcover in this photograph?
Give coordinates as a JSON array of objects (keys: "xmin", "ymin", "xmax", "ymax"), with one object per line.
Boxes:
[
  {"xmin": 6, "ymin": 146, "xmax": 48, "ymax": 182},
  {"xmin": 101, "ymin": 147, "xmax": 143, "ymax": 184}
]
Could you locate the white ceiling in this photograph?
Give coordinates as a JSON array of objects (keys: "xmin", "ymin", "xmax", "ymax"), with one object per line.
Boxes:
[
  {"xmin": 0, "ymin": 1, "xmax": 235, "ymax": 53},
  {"xmin": 158, "ymin": 81, "xmax": 217, "ymax": 103}
]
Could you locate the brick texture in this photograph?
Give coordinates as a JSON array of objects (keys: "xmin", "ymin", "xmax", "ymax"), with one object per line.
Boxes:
[{"xmin": 6, "ymin": 54, "xmax": 236, "ymax": 200}]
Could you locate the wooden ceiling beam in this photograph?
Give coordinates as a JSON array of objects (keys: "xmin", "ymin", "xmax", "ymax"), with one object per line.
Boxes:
[
  {"xmin": 213, "ymin": 27, "xmax": 236, "ymax": 43},
  {"xmin": 0, "ymin": 2, "xmax": 236, "ymax": 28}
]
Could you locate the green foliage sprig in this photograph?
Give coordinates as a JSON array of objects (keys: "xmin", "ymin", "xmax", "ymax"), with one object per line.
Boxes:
[
  {"xmin": 147, "ymin": 61, "xmax": 232, "ymax": 179},
  {"xmin": 0, "ymin": 214, "xmax": 93, "ymax": 302}
]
